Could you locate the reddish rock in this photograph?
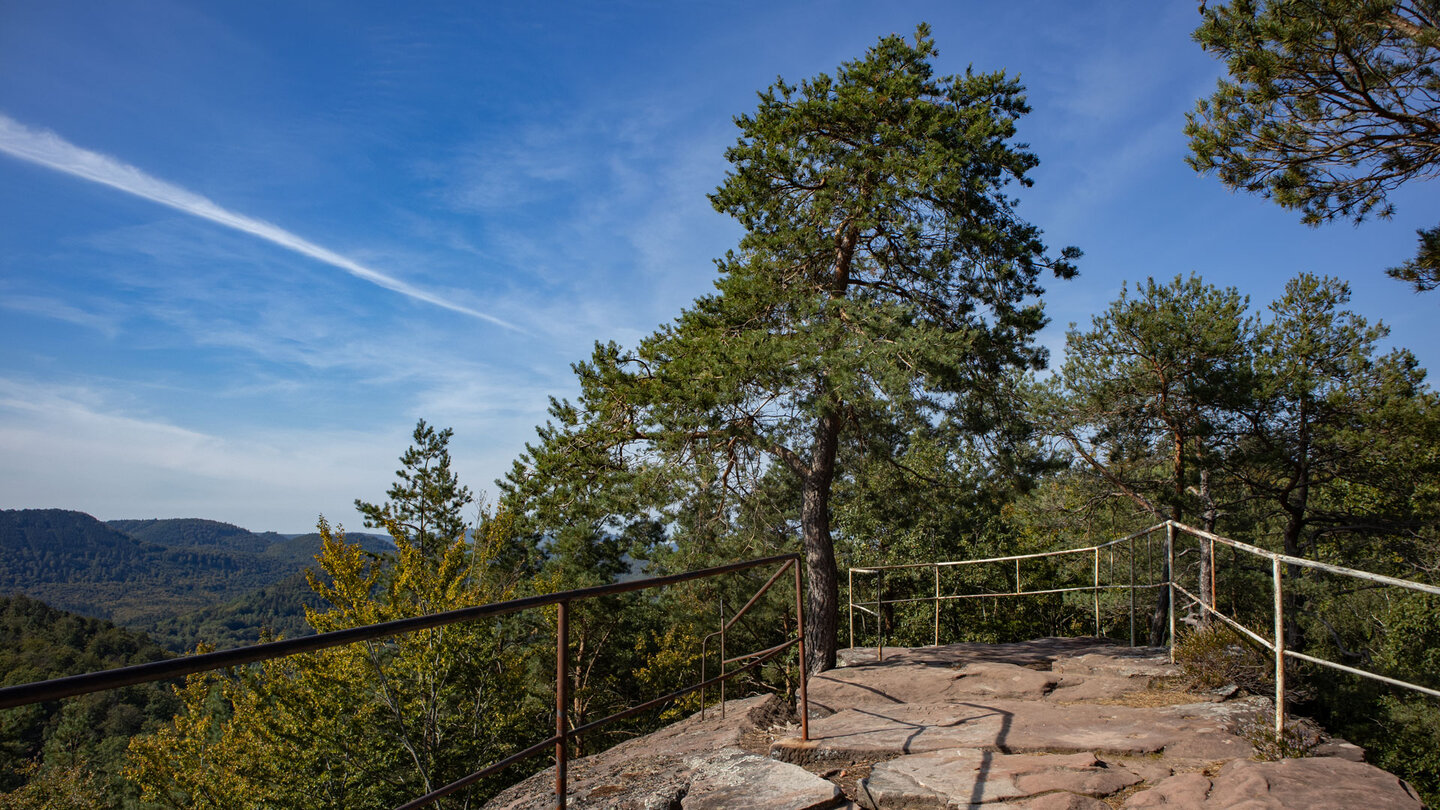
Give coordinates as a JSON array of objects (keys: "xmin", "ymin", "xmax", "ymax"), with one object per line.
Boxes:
[
  {"xmin": 1051, "ymin": 651, "xmax": 1179, "ymax": 680},
  {"xmin": 1123, "ymin": 757, "xmax": 1423, "ymax": 809},
  {"xmin": 1046, "ymin": 674, "xmax": 1150, "ymax": 703},
  {"xmin": 949, "ymin": 662, "xmax": 1063, "ymax": 700},
  {"xmin": 861, "ymin": 750, "xmax": 1141, "ymax": 808},
  {"xmin": 774, "ymin": 699, "xmax": 1255, "ymax": 763},
  {"xmin": 680, "ymin": 750, "xmax": 840, "ymax": 810}
]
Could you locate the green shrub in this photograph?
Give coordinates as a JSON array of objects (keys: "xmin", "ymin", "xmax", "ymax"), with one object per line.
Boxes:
[{"xmin": 1173, "ymin": 623, "xmax": 1270, "ymax": 693}]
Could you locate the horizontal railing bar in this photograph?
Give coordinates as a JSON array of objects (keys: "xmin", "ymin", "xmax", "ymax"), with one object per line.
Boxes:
[
  {"xmin": 1168, "ymin": 521, "xmax": 1440, "ymax": 596},
  {"xmin": 403, "ymin": 636, "xmax": 797, "ymax": 810},
  {"xmin": 394, "ymin": 735, "xmax": 558, "ymax": 810},
  {"xmin": 1283, "ymin": 650, "xmax": 1440, "ymax": 700},
  {"xmin": 0, "ymin": 553, "xmax": 799, "ymax": 710},
  {"xmin": 721, "ymin": 638, "xmax": 796, "ymax": 668},
  {"xmin": 851, "ymin": 583, "xmax": 1159, "ymax": 609},
  {"xmin": 1170, "ymin": 583, "xmax": 1275, "ymax": 651},
  {"xmin": 848, "ymin": 535, "xmax": 1145, "ymax": 575}
]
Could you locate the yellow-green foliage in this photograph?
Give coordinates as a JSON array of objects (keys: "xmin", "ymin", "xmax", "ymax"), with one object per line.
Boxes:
[
  {"xmin": 128, "ymin": 513, "xmax": 537, "ymax": 809},
  {"xmin": 632, "ymin": 627, "xmax": 703, "ymax": 722},
  {"xmin": 0, "ymin": 762, "xmax": 108, "ymax": 810}
]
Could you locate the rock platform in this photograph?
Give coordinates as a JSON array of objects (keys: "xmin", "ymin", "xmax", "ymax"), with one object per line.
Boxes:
[{"xmin": 484, "ymin": 638, "xmax": 1423, "ymax": 809}]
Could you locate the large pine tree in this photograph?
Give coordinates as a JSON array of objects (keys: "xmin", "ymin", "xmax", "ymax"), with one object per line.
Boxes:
[{"xmin": 506, "ymin": 25, "xmax": 1076, "ymax": 672}]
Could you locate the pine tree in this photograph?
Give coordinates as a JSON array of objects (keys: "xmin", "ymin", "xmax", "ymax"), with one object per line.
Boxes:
[
  {"xmin": 507, "ymin": 25, "xmax": 1076, "ymax": 673},
  {"xmin": 356, "ymin": 420, "xmax": 473, "ymax": 559}
]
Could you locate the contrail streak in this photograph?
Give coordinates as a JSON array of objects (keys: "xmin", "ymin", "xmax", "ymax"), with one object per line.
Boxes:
[{"xmin": 0, "ymin": 114, "xmax": 521, "ymax": 332}]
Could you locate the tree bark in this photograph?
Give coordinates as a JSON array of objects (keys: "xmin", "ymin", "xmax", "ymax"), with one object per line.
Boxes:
[
  {"xmin": 1198, "ymin": 468, "xmax": 1216, "ymax": 624},
  {"xmin": 1150, "ymin": 430, "xmax": 1186, "ymax": 645},
  {"xmin": 800, "ymin": 410, "xmax": 841, "ymax": 674}
]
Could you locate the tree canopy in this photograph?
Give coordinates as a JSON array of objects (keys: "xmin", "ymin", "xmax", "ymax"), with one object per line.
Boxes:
[
  {"xmin": 356, "ymin": 420, "xmax": 473, "ymax": 558},
  {"xmin": 504, "ymin": 24, "xmax": 1077, "ymax": 673},
  {"xmin": 1186, "ymin": 0, "xmax": 1440, "ymax": 289}
]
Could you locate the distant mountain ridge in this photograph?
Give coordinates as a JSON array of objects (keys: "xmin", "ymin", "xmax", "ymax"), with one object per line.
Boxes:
[
  {"xmin": 0, "ymin": 509, "xmax": 393, "ymax": 651},
  {"xmin": 106, "ymin": 517, "xmax": 283, "ymax": 555}
]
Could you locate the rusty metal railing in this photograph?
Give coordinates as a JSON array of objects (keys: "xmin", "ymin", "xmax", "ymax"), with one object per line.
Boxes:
[
  {"xmin": 0, "ymin": 552, "xmax": 808, "ymax": 810},
  {"xmin": 848, "ymin": 528, "xmax": 1162, "ymax": 661},
  {"xmin": 698, "ymin": 555, "xmax": 807, "ymax": 729},
  {"xmin": 847, "ymin": 521, "xmax": 1440, "ymax": 737}
]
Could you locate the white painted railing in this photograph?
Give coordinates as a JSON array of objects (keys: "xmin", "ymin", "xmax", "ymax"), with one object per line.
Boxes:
[{"xmin": 847, "ymin": 520, "xmax": 1440, "ymax": 735}]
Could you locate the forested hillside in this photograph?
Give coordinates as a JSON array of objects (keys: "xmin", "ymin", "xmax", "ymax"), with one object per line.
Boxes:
[
  {"xmin": 0, "ymin": 595, "xmax": 177, "ymax": 808},
  {"xmin": 0, "ymin": 510, "xmax": 392, "ymax": 649},
  {"xmin": 4, "ymin": 15, "xmax": 1439, "ymax": 810},
  {"xmin": 106, "ymin": 517, "xmax": 282, "ymax": 555}
]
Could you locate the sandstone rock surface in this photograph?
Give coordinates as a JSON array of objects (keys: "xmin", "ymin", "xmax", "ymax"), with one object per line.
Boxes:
[
  {"xmin": 860, "ymin": 750, "xmax": 1141, "ymax": 809},
  {"xmin": 1122, "ymin": 756, "xmax": 1423, "ymax": 808},
  {"xmin": 484, "ymin": 639, "xmax": 1420, "ymax": 809},
  {"xmin": 484, "ymin": 694, "xmax": 836, "ymax": 810},
  {"xmin": 772, "ymin": 698, "xmax": 1257, "ymax": 762}
]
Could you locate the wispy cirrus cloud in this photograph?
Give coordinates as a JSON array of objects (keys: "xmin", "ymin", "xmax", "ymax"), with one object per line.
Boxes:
[
  {"xmin": 0, "ymin": 113, "xmax": 523, "ymax": 332},
  {"xmin": 0, "ymin": 292, "xmax": 121, "ymax": 338}
]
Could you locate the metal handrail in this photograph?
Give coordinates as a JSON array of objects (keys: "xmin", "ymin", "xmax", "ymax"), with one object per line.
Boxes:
[
  {"xmin": 846, "ymin": 520, "xmax": 1440, "ymax": 736},
  {"xmin": 699, "ymin": 556, "xmax": 805, "ymax": 722},
  {"xmin": 0, "ymin": 552, "xmax": 809, "ymax": 810},
  {"xmin": 849, "ymin": 530, "xmax": 1155, "ymax": 659}
]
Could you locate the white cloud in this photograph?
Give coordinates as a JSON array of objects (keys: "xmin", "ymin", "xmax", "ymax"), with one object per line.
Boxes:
[
  {"xmin": 0, "ymin": 375, "xmax": 558, "ymax": 530},
  {"xmin": 0, "ymin": 113, "xmax": 523, "ymax": 331},
  {"xmin": 0, "ymin": 293, "xmax": 121, "ymax": 337},
  {"xmin": 0, "ymin": 378, "xmax": 398, "ymax": 530}
]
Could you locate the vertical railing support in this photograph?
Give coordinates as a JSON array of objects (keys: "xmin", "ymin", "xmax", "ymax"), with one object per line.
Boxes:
[
  {"xmin": 1128, "ymin": 533, "xmax": 1136, "ymax": 647},
  {"xmin": 719, "ymin": 597, "xmax": 727, "ymax": 719},
  {"xmin": 792, "ymin": 560, "xmax": 809, "ymax": 741},
  {"xmin": 1272, "ymin": 556, "xmax": 1286, "ymax": 736},
  {"xmin": 877, "ymin": 569, "xmax": 885, "ymax": 663},
  {"xmin": 1165, "ymin": 522, "xmax": 1176, "ymax": 662},
  {"xmin": 1093, "ymin": 548, "xmax": 1101, "ymax": 637},
  {"xmin": 847, "ymin": 568, "xmax": 854, "ymax": 651},
  {"xmin": 1209, "ymin": 537, "xmax": 1218, "ymax": 610},
  {"xmin": 555, "ymin": 601, "xmax": 569, "ymax": 810},
  {"xmin": 933, "ymin": 564, "xmax": 941, "ymax": 647}
]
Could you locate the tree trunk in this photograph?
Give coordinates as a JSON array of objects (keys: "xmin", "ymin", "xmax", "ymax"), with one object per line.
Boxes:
[
  {"xmin": 1150, "ymin": 431, "xmax": 1185, "ymax": 645},
  {"xmin": 1198, "ymin": 468, "xmax": 1216, "ymax": 624},
  {"xmin": 800, "ymin": 411, "xmax": 841, "ymax": 674},
  {"xmin": 1280, "ymin": 481, "xmax": 1308, "ymax": 650}
]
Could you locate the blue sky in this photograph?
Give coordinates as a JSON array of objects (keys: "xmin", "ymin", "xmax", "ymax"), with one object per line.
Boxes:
[{"xmin": 1, "ymin": 2, "xmax": 1436, "ymax": 532}]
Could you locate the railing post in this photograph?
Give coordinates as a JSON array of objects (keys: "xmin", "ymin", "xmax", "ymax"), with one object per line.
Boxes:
[
  {"xmin": 1273, "ymin": 556, "xmax": 1286, "ymax": 737},
  {"xmin": 848, "ymin": 568, "xmax": 854, "ymax": 651},
  {"xmin": 1209, "ymin": 537, "xmax": 1218, "ymax": 611},
  {"xmin": 1129, "ymin": 534, "xmax": 1136, "ymax": 647},
  {"xmin": 1093, "ymin": 548, "xmax": 1101, "ymax": 637},
  {"xmin": 1165, "ymin": 522, "xmax": 1176, "ymax": 662},
  {"xmin": 877, "ymin": 569, "xmax": 885, "ymax": 663},
  {"xmin": 719, "ymin": 597, "xmax": 726, "ymax": 719},
  {"xmin": 555, "ymin": 600, "xmax": 569, "ymax": 810},
  {"xmin": 933, "ymin": 564, "xmax": 940, "ymax": 647},
  {"xmin": 792, "ymin": 560, "xmax": 809, "ymax": 741}
]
